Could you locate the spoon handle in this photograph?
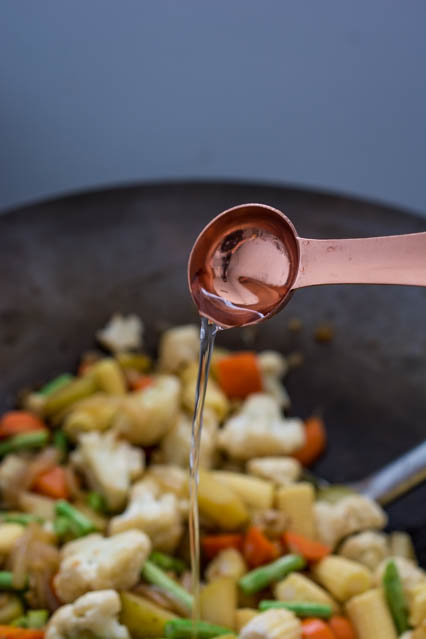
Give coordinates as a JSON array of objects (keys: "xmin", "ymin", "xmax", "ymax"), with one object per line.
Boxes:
[
  {"xmin": 349, "ymin": 442, "xmax": 426, "ymax": 505},
  {"xmin": 294, "ymin": 232, "xmax": 426, "ymax": 289}
]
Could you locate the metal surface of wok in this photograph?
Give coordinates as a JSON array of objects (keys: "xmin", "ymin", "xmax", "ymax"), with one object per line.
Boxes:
[{"xmin": 0, "ymin": 182, "xmax": 425, "ymax": 563}]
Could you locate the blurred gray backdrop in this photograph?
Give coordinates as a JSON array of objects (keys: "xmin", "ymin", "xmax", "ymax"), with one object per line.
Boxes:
[{"xmin": 1, "ymin": 0, "xmax": 425, "ymax": 214}]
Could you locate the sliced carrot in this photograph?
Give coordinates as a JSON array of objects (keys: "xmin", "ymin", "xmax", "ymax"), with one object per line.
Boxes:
[
  {"xmin": 32, "ymin": 466, "xmax": 69, "ymax": 500},
  {"xmin": 301, "ymin": 618, "xmax": 336, "ymax": 639},
  {"xmin": 0, "ymin": 412, "xmax": 46, "ymax": 439},
  {"xmin": 216, "ymin": 352, "xmax": 263, "ymax": 399},
  {"xmin": 201, "ymin": 534, "xmax": 243, "ymax": 560},
  {"xmin": 0, "ymin": 628, "xmax": 45, "ymax": 639},
  {"xmin": 130, "ymin": 375, "xmax": 154, "ymax": 392},
  {"xmin": 329, "ymin": 616, "xmax": 357, "ymax": 639},
  {"xmin": 243, "ymin": 526, "xmax": 280, "ymax": 568},
  {"xmin": 292, "ymin": 416, "xmax": 327, "ymax": 466},
  {"xmin": 283, "ymin": 531, "xmax": 331, "ymax": 562}
]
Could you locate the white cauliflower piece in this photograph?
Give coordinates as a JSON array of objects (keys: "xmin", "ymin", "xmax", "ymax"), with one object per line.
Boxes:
[
  {"xmin": 315, "ymin": 495, "xmax": 387, "ymax": 548},
  {"xmin": 145, "ymin": 464, "xmax": 189, "ymax": 517},
  {"xmin": 375, "ymin": 557, "xmax": 426, "ymax": 600},
  {"xmin": 239, "ymin": 608, "xmax": 301, "ymax": 639},
  {"xmin": 45, "ymin": 590, "xmax": 129, "ymax": 639},
  {"xmin": 160, "ymin": 408, "xmax": 218, "ymax": 469},
  {"xmin": 96, "ymin": 314, "xmax": 143, "ymax": 352},
  {"xmin": 218, "ymin": 394, "xmax": 305, "ymax": 460},
  {"xmin": 115, "ymin": 374, "xmax": 181, "ymax": 445},
  {"xmin": 109, "ymin": 478, "xmax": 182, "ymax": 552},
  {"xmin": 71, "ymin": 430, "xmax": 144, "ymax": 511},
  {"xmin": 339, "ymin": 531, "xmax": 390, "ymax": 570},
  {"xmin": 206, "ymin": 548, "xmax": 247, "ymax": 582},
  {"xmin": 258, "ymin": 351, "xmax": 290, "ymax": 409},
  {"xmin": 158, "ymin": 324, "xmax": 199, "ymax": 373},
  {"xmin": 54, "ymin": 530, "xmax": 150, "ymax": 603},
  {"xmin": 247, "ymin": 457, "xmax": 301, "ymax": 486}
]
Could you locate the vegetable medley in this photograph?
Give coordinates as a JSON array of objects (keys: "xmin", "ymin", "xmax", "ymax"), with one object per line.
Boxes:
[{"xmin": 0, "ymin": 315, "xmax": 424, "ymax": 639}]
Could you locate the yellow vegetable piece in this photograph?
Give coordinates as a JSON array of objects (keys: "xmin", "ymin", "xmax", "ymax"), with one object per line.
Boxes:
[
  {"xmin": 312, "ymin": 556, "xmax": 372, "ymax": 602},
  {"xmin": 120, "ymin": 591, "xmax": 177, "ymax": 639},
  {"xmin": 0, "ymin": 523, "xmax": 25, "ymax": 554},
  {"xmin": 116, "ymin": 352, "xmax": 151, "ymax": 372},
  {"xmin": 212, "ymin": 471, "xmax": 274, "ymax": 510},
  {"xmin": 0, "ymin": 594, "xmax": 24, "ymax": 624},
  {"xmin": 198, "ymin": 470, "xmax": 249, "ymax": 530},
  {"xmin": 346, "ymin": 587, "xmax": 397, "ymax": 639},
  {"xmin": 92, "ymin": 358, "xmax": 127, "ymax": 395},
  {"xmin": 273, "ymin": 572, "xmax": 339, "ymax": 613},
  {"xmin": 275, "ymin": 482, "xmax": 316, "ymax": 539},
  {"xmin": 44, "ymin": 375, "xmax": 97, "ymax": 416},
  {"xmin": 64, "ymin": 394, "xmax": 119, "ymax": 438},
  {"xmin": 200, "ymin": 577, "xmax": 237, "ymax": 630},
  {"xmin": 235, "ymin": 609, "xmax": 258, "ymax": 632},
  {"xmin": 390, "ymin": 531, "xmax": 416, "ymax": 560}
]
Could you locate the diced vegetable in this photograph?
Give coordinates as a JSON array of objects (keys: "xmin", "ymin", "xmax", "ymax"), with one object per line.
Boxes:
[
  {"xmin": 12, "ymin": 611, "xmax": 48, "ymax": 629},
  {"xmin": 328, "ymin": 616, "xmax": 357, "ymax": 639},
  {"xmin": 43, "ymin": 375, "xmax": 97, "ymax": 416},
  {"xmin": 312, "ymin": 556, "xmax": 372, "ymax": 602},
  {"xmin": 116, "ymin": 352, "xmax": 151, "ymax": 372},
  {"xmin": 216, "ymin": 352, "xmax": 263, "ymax": 399},
  {"xmin": 200, "ymin": 577, "xmax": 237, "ymax": 629},
  {"xmin": 301, "ymin": 618, "xmax": 336, "ymax": 639},
  {"xmin": 148, "ymin": 551, "xmax": 186, "ymax": 575},
  {"xmin": 243, "ymin": 526, "xmax": 279, "ymax": 568},
  {"xmin": 52, "ymin": 430, "xmax": 69, "ymax": 462},
  {"xmin": 53, "ymin": 515, "xmax": 71, "ymax": 539},
  {"xmin": 202, "ymin": 535, "xmax": 243, "ymax": 560},
  {"xmin": 165, "ymin": 619, "xmax": 233, "ymax": 639},
  {"xmin": 18, "ymin": 493, "xmax": 55, "ymax": 521},
  {"xmin": 0, "ymin": 432, "xmax": 49, "ymax": 458},
  {"xmin": 0, "ymin": 596, "xmax": 24, "ymax": 625},
  {"xmin": 32, "ymin": 466, "xmax": 69, "ymax": 500},
  {"xmin": 55, "ymin": 500, "xmax": 95, "ymax": 537},
  {"xmin": 120, "ymin": 591, "xmax": 177, "ymax": 639},
  {"xmin": 86, "ymin": 491, "xmax": 108, "ymax": 514},
  {"xmin": 382, "ymin": 559, "xmax": 409, "ymax": 633},
  {"xmin": 212, "ymin": 472, "xmax": 274, "ymax": 510},
  {"xmin": 273, "ymin": 573, "xmax": 339, "ymax": 614},
  {"xmin": 141, "ymin": 560, "xmax": 193, "ymax": 612},
  {"xmin": 0, "ymin": 413, "xmax": 46, "ymax": 440},
  {"xmin": 198, "ymin": 471, "xmax": 249, "ymax": 530},
  {"xmin": 0, "ymin": 525, "xmax": 25, "ymax": 554},
  {"xmin": 283, "ymin": 532, "xmax": 331, "ymax": 562},
  {"xmin": 389, "ymin": 531, "xmax": 416, "ymax": 560},
  {"xmin": 276, "ymin": 483, "xmax": 316, "ymax": 539},
  {"xmin": 292, "ymin": 417, "xmax": 326, "ymax": 466},
  {"xmin": 92, "ymin": 358, "xmax": 127, "ymax": 395},
  {"xmin": 0, "ymin": 573, "xmax": 27, "ymax": 592},
  {"xmin": 239, "ymin": 554, "xmax": 305, "ymax": 595},
  {"xmin": 235, "ymin": 609, "xmax": 258, "ymax": 632},
  {"xmin": 0, "ymin": 629, "xmax": 45, "ymax": 639},
  {"xmin": 346, "ymin": 588, "xmax": 397, "ymax": 639},
  {"xmin": 39, "ymin": 374, "xmax": 73, "ymax": 397},
  {"xmin": 130, "ymin": 375, "xmax": 154, "ymax": 392},
  {"xmin": 258, "ymin": 600, "xmax": 332, "ymax": 618}
]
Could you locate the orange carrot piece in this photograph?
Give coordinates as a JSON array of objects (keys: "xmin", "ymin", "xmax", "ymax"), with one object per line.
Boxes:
[
  {"xmin": 0, "ymin": 412, "xmax": 46, "ymax": 439},
  {"xmin": 130, "ymin": 375, "xmax": 154, "ymax": 392},
  {"xmin": 32, "ymin": 466, "xmax": 69, "ymax": 500},
  {"xmin": 283, "ymin": 531, "xmax": 331, "ymax": 562},
  {"xmin": 329, "ymin": 616, "xmax": 357, "ymax": 639},
  {"xmin": 0, "ymin": 628, "xmax": 45, "ymax": 639},
  {"xmin": 292, "ymin": 416, "xmax": 327, "ymax": 466},
  {"xmin": 243, "ymin": 526, "xmax": 280, "ymax": 568},
  {"xmin": 301, "ymin": 619, "xmax": 336, "ymax": 639},
  {"xmin": 201, "ymin": 534, "xmax": 243, "ymax": 559},
  {"xmin": 216, "ymin": 352, "xmax": 263, "ymax": 399}
]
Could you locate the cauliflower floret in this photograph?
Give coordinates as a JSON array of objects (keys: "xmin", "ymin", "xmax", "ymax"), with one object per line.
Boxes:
[
  {"xmin": 206, "ymin": 548, "xmax": 247, "ymax": 582},
  {"xmin": 239, "ymin": 608, "xmax": 301, "ymax": 639},
  {"xmin": 64, "ymin": 394, "xmax": 120, "ymax": 439},
  {"xmin": 158, "ymin": 324, "xmax": 199, "ymax": 373},
  {"xmin": 375, "ymin": 557, "xmax": 426, "ymax": 600},
  {"xmin": 109, "ymin": 478, "xmax": 182, "ymax": 552},
  {"xmin": 258, "ymin": 351, "xmax": 290, "ymax": 409},
  {"xmin": 115, "ymin": 375, "xmax": 181, "ymax": 445},
  {"xmin": 315, "ymin": 495, "xmax": 387, "ymax": 548},
  {"xmin": 46, "ymin": 590, "xmax": 129, "ymax": 639},
  {"xmin": 338, "ymin": 531, "xmax": 390, "ymax": 570},
  {"xmin": 218, "ymin": 394, "xmax": 305, "ymax": 460},
  {"xmin": 96, "ymin": 314, "xmax": 143, "ymax": 352},
  {"xmin": 247, "ymin": 457, "xmax": 301, "ymax": 486},
  {"xmin": 54, "ymin": 530, "xmax": 150, "ymax": 603},
  {"xmin": 160, "ymin": 408, "xmax": 218, "ymax": 469},
  {"xmin": 71, "ymin": 430, "xmax": 144, "ymax": 511},
  {"xmin": 145, "ymin": 464, "xmax": 189, "ymax": 517}
]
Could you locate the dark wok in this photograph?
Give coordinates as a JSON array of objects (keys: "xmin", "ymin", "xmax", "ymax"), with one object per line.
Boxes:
[{"xmin": 0, "ymin": 182, "xmax": 425, "ymax": 563}]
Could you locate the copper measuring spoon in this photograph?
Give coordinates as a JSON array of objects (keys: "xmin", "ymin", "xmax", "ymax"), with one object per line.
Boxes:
[{"xmin": 188, "ymin": 203, "xmax": 426, "ymax": 328}]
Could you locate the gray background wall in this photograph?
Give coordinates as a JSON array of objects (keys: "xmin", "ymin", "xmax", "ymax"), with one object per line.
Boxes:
[{"xmin": 1, "ymin": 0, "xmax": 425, "ymax": 215}]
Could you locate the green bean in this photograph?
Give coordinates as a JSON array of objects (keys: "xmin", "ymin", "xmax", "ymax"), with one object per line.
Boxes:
[
  {"xmin": 55, "ymin": 500, "xmax": 95, "ymax": 537},
  {"xmin": 39, "ymin": 373, "xmax": 74, "ymax": 397},
  {"xmin": 53, "ymin": 430, "xmax": 69, "ymax": 461},
  {"xmin": 86, "ymin": 491, "xmax": 108, "ymax": 514},
  {"xmin": 149, "ymin": 551, "xmax": 186, "ymax": 575},
  {"xmin": 141, "ymin": 560, "xmax": 193, "ymax": 611},
  {"xmin": 44, "ymin": 375, "xmax": 97, "ymax": 416},
  {"xmin": 0, "ymin": 431, "xmax": 49, "ymax": 458},
  {"xmin": 12, "ymin": 610, "xmax": 49, "ymax": 628},
  {"xmin": 165, "ymin": 619, "xmax": 232, "ymax": 639},
  {"xmin": 2, "ymin": 513, "xmax": 43, "ymax": 526},
  {"xmin": 53, "ymin": 515, "xmax": 72, "ymax": 538},
  {"xmin": 239, "ymin": 554, "xmax": 305, "ymax": 595},
  {"xmin": 383, "ymin": 559, "xmax": 409, "ymax": 633},
  {"xmin": 259, "ymin": 600, "xmax": 332, "ymax": 618},
  {"xmin": 0, "ymin": 571, "xmax": 27, "ymax": 591}
]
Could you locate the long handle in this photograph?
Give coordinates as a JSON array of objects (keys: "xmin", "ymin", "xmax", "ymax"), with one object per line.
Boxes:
[
  {"xmin": 349, "ymin": 442, "xmax": 426, "ymax": 505},
  {"xmin": 294, "ymin": 232, "xmax": 426, "ymax": 289}
]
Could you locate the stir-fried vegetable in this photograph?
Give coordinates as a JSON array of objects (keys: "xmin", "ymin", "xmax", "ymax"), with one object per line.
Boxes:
[
  {"xmin": 54, "ymin": 500, "xmax": 95, "ymax": 537},
  {"xmin": 239, "ymin": 554, "xmax": 306, "ymax": 595},
  {"xmin": 258, "ymin": 600, "xmax": 332, "ymax": 618},
  {"xmin": 382, "ymin": 559, "xmax": 410, "ymax": 633},
  {"xmin": 165, "ymin": 619, "xmax": 233, "ymax": 639},
  {"xmin": 0, "ymin": 432, "xmax": 49, "ymax": 458},
  {"xmin": 141, "ymin": 561, "xmax": 193, "ymax": 612}
]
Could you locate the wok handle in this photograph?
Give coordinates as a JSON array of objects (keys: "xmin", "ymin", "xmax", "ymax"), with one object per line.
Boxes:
[
  {"xmin": 294, "ymin": 232, "xmax": 426, "ymax": 289},
  {"xmin": 350, "ymin": 442, "xmax": 426, "ymax": 505}
]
